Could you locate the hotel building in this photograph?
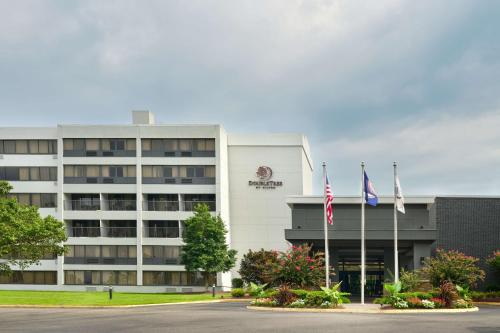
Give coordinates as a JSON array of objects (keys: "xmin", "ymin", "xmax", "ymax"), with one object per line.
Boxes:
[{"xmin": 0, "ymin": 111, "xmax": 313, "ymax": 292}]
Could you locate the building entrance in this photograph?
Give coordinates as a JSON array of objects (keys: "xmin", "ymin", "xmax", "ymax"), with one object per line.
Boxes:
[{"xmin": 337, "ymin": 259, "xmax": 384, "ymax": 296}]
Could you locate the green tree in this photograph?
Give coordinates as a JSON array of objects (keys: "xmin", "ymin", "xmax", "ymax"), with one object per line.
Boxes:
[
  {"xmin": 181, "ymin": 203, "xmax": 237, "ymax": 285},
  {"xmin": 0, "ymin": 181, "xmax": 66, "ymax": 273},
  {"xmin": 239, "ymin": 249, "xmax": 280, "ymax": 285}
]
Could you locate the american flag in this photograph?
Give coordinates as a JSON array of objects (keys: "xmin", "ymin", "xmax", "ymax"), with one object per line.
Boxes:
[{"xmin": 325, "ymin": 173, "xmax": 334, "ymax": 225}]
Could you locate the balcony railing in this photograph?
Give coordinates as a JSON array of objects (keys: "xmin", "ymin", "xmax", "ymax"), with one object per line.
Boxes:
[
  {"xmin": 69, "ymin": 227, "xmax": 100, "ymax": 237},
  {"xmin": 143, "ymin": 201, "xmax": 179, "ymax": 211},
  {"xmin": 144, "ymin": 227, "xmax": 180, "ymax": 238},
  {"xmin": 64, "ymin": 257, "xmax": 137, "ymax": 265},
  {"xmin": 67, "ymin": 227, "xmax": 136, "ymax": 238},
  {"xmin": 65, "ymin": 200, "xmax": 100, "ymax": 211},
  {"xmin": 143, "ymin": 257, "xmax": 182, "ymax": 265},
  {"xmin": 105, "ymin": 199, "xmax": 136, "ymax": 211},
  {"xmin": 182, "ymin": 201, "xmax": 216, "ymax": 211}
]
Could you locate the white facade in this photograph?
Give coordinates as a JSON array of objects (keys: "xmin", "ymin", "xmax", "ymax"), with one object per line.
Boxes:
[{"xmin": 0, "ymin": 112, "xmax": 313, "ymax": 292}]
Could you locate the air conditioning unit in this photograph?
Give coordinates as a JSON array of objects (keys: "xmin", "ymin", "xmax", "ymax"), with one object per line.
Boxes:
[
  {"xmin": 102, "ymin": 151, "xmax": 114, "ymax": 156},
  {"xmin": 86, "ymin": 151, "xmax": 97, "ymax": 156},
  {"xmin": 181, "ymin": 288, "xmax": 193, "ymax": 293},
  {"xmin": 103, "ymin": 178, "xmax": 114, "ymax": 184},
  {"xmin": 180, "ymin": 152, "xmax": 192, "ymax": 157},
  {"xmin": 164, "ymin": 178, "xmax": 175, "ymax": 184},
  {"xmin": 164, "ymin": 152, "xmax": 175, "ymax": 157},
  {"xmin": 103, "ymin": 258, "xmax": 115, "ymax": 264},
  {"xmin": 86, "ymin": 178, "xmax": 98, "ymax": 183},
  {"xmin": 181, "ymin": 178, "xmax": 193, "ymax": 184},
  {"xmin": 165, "ymin": 287, "xmax": 177, "ymax": 293}
]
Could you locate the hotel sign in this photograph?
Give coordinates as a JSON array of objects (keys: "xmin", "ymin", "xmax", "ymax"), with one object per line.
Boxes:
[{"xmin": 248, "ymin": 166, "xmax": 283, "ymax": 189}]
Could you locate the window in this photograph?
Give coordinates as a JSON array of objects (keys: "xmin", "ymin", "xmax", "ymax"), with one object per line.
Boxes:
[
  {"xmin": 86, "ymin": 246, "xmax": 100, "ymax": 258},
  {"xmin": 85, "ymin": 139, "xmax": 99, "ymax": 151},
  {"xmin": 165, "ymin": 139, "xmax": 177, "ymax": 151},
  {"xmin": 205, "ymin": 166, "xmax": 215, "ymax": 177},
  {"xmin": 178, "ymin": 140, "xmax": 191, "ymax": 151},
  {"xmin": 126, "ymin": 139, "xmax": 136, "ymax": 151},
  {"xmin": 151, "ymin": 139, "xmax": 163, "ymax": 151},
  {"xmin": 31, "ymin": 193, "xmax": 41, "ymax": 207},
  {"xmin": 38, "ymin": 140, "xmax": 49, "ymax": 154},
  {"xmin": 110, "ymin": 139, "xmax": 125, "ymax": 151},
  {"xmin": 40, "ymin": 167, "xmax": 51, "ymax": 181},
  {"xmin": 142, "ymin": 139, "xmax": 152, "ymax": 151},
  {"xmin": 143, "ymin": 246, "xmax": 153, "ymax": 259},
  {"xmin": 0, "ymin": 271, "xmax": 57, "ymax": 285},
  {"xmin": 86, "ymin": 166, "xmax": 99, "ymax": 177},
  {"xmin": 19, "ymin": 168, "xmax": 30, "ymax": 181},
  {"xmin": 109, "ymin": 166, "xmax": 124, "ymax": 177},
  {"xmin": 29, "ymin": 140, "xmax": 39, "ymax": 153},
  {"xmin": 142, "ymin": 166, "xmax": 152, "ymax": 177},
  {"xmin": 50, "ymin": 167, "xmax": 57, "ymax": 180},
  {"xmin": 30, "ymin": 167, "xmax": 40, "ymax": 181},
  {"xmin": 17, "ymin": 193, "xmax": 30, "ymax": 205},
  {"xmin": 63, "ymin": 139, "xmax": 73, "ymax": 150},
  {"xmin": 15, "ymin": 140, "xmax": 28, "ymax": 154},
  {"xmin": 102, "ymin": 271, "xmax": 114, "ymax": 285},
  {"xmin": 3, "ymin": 141, "xmax": 16, "ymax": 154},
  {"xmin": 5, "ymin": 168, "xmax": 18, "ymax": 181}
]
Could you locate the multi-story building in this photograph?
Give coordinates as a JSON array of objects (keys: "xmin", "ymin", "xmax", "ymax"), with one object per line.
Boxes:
[{"xmin": 0, "ymin": 111, "xmax": 313, "ymax": 292}]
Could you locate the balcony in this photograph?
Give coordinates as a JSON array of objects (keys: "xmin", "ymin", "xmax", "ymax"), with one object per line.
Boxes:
[
  {"xmin": 144, "ymin": 226, "xmax": 180, "ymax": 238},
  {"xmin": 182, "ymin": 201, "xmax": 216, "ymax": 211},
  {"xmin": 65, "ymin": 200, "xmax": 101, "ymax": 211},
  {"xmin": 67, "ymin": 227, "xmax": 136, "ymax": 238},
  {"xmin": 105, "ymin": 199, "xmax": 136, "ymax": 211},
  {"xmin": 142, "ymin": 177, "xmax": 215, "ymax": 185},
  {"xmin": 142, "ymin": 257, "xmax": 182, "ymax": 265},
  {"xmin": 143, "ymin": 201, "xmax": 179, "ymax": 211},
  {"xmin": 64, "ymin": 257, "xmax": 137, "ymax": 265},
  {"xmin": 64, "ymin": 176, "xmax": 136, "ymax": 184}
]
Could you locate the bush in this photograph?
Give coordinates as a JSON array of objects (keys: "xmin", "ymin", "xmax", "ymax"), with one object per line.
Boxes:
[
  {"xmin": 486, "ymin": 250, "xmax": 500, "ymax": 273},
  {"xmin": 273, "ymin": 244, "xmax": 329, "ymax": 289},
  {"xmin": 421, "ymin": 299, "xmax": 435, "ymax": 309},
  {"xmin": 247, "ymin": 282, "xmax": 268, "ymax": 297},
  {"xmin": 430, "ymin": 297, "xmax": 445, "ymax": 308},
  {"xmin": 288, "ymin": 299, "xmax": 306, "ymax": 308},
  {"xmin": 305, "ymin": 291, "xmax": 329, "ymax": 307},
  {"xmin": 320, "ymin": 282, "xmax": 351, "ymax": 305},
  {"xmin": 470, "ymin": 291, "xmax": 500, "ymax": 301},
  {"xmin": 231, "ymin": 278, "xmax": 244, "ymax": 289},
  {"xmin": 239, "ymin": 249, "xmax": 280, "ymax": 285},
  {"xmin": 272, "ymin": 285, "xmax": 297, "ymax": 306},
  {"xmin": 406, "ymin": 296, "xmax": 423, "ymax": 308},
  {"xmin": 291, "ymin": 289, "xmax": 309, "ymax": 299},
  {"xmin": 251, "ymin": 297, "xmax": 277, "ymax": 307},
  {"xmin": 423, "ymin": 249, "xmax": 485, "ymax": 288},
  {"xmin": 400, "ymin": 269, "xmax": 422, "ymax": 292},
  {"xmin": 439, "ymin": 280, "xmax": 458, "ymax": 308},
  {"xmin": 231, "ymin": 288, "xmax": 245, "ymax": 298}
]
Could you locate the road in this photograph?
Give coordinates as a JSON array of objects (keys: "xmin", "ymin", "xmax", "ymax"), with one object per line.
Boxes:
[{"xmin": 0, "ymin": 302, "xmax": 499, "ymax": 333}]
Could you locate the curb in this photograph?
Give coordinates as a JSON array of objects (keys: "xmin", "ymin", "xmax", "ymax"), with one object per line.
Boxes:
[
  {"xmin": 246, "ymin": 305, "xmax": 479, "ymax": 314},
  {"xmin": 474, "ymin": 302, "xmax": 500, "ymax": 306}
]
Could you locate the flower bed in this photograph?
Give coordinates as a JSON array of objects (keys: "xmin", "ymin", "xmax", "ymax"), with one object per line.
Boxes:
[
  {"xmin": 249, "ymin": 283, "xmax": 351, "ymax": 309},
  {"xmin": 374, "ymin": 281, "xmax": 476, "ymax": 310}
]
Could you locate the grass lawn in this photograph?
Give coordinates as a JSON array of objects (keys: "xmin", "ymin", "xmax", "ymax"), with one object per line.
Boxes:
[{"xmin": 0, "ymin": 290, "xmax": 228, "ymax": 306}]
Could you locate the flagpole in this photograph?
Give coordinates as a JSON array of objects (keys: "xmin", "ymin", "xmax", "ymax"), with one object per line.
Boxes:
[
  {"xmin": 322, "ymin": 162, "xmax": 330, "ymax": 289},
  {"xmin": 393, "ymin": 162, "xmax": 399, "ymax": 283},
  {"xmin": 361, "ymin": 161, "xmax": 365, "ymax": 305}
]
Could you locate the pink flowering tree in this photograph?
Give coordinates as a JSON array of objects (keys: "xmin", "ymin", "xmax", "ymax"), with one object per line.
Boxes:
[
  {"xmin": 423, "ymin": 248, "xmax": 485, "ymax": 288},
  {"xmin": 272, "ymin": 244, "xmax": 332, "ymax": 289}
]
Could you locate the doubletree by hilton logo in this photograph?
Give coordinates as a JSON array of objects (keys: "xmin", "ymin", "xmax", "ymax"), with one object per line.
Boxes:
[{"xmin": 249, "ymin": 166, "xmax": 283, "ymax": 189}]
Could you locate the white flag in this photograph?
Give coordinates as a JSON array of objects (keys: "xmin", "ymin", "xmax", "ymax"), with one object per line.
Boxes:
[{"xmin": 395, "ymin": 176, "xmax": 405, "ymax": 214}]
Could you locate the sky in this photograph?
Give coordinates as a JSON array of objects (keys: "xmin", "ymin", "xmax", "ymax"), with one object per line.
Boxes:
[{"xmin": 1, "ymin": 0, "xmax": 499, "ymax": 196}]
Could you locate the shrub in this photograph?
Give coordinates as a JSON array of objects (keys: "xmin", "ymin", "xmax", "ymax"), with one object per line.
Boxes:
[
  {"xmin": 400, "ymin": 269, "xmax": 422, "ymax": 292},
  {"xmin": 272, "ymin": 285, "xmax": 297, "ymax": 307},
  {"xmin": 305, "ymin": 291, "xmax": 328, "ymax": 307},
  {"xmin": 320, "ymin": 282, "xmax": 351, "ymax": 305},
  {"xmin": 288, "ymin": 299, "xmax": 306, "ymax": 308},
  {"xmin": 421, "ymin": 299, "xmax": 435, "ymax": 309},
  {"xmin": 439, "ymin": 280, "xmax": 459, "ymax": 308},
  {"xmin": 231, "ymin": 288, "xmax": 245, "ymax": 298},
  {"xmin": 393, "ymin": 300, "xmax": 409, "ymax": 309},
  {"xmin": 487, "ymin": 250, "xmax": 500, "ymax": 271},
  {"xmin": 454, "ymin": 299, "xmax": 472, "ymax": 308},
  {"xmin": 291, "ymin": 289, "xmax": 309, "ymax": 299},
  {"xmin": 423, "ymin": 249, "xmax": 485, "ymax": 288},
  {"xmin": 406, "ymin": 296, "xmax": 423, "ymax": 308},
  {"xmin": 430, "ymin": 297, "xmax": 445, "ymax": 308},
  {"xmin": 272, "ymin": 244, "xmax": 329, "ymax": 289},
  {"xmin": 373, "ymin": 296, "xmax": 392, "ymax": 305},
  {"xmin": 239, "ymin": 249, "xmax": 280, "ymax": 285},
  {"xmin": 247, "ymin": 282, "xmax": 268, "ymax": 297},
  {"xmin": 231, "ymin": 278, "xmax": 244, "ymax": 289}
]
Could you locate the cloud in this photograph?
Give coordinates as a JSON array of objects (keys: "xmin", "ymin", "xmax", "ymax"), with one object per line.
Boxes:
[{"xmin": 0, "ymin": 1, "xmax": 499, "ymax": 195}]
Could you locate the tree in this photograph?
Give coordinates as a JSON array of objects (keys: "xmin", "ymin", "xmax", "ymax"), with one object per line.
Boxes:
[
  {"xmin": 181, "ymin": 203, "xmax": 237, "ymax": 285},
  {"xmin": 423, "ymin": 248, "xmax": 485, "ymax": 288},
  {"xmin": 239, "ymin": 249, "xmax": 280, "ymax": 285},
  {"xmin": 0, "ymin": 181, "xmax": 66, "ymax": 273}
]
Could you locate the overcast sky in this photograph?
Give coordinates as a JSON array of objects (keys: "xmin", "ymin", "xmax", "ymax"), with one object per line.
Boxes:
[{"xmin": 1, "ymin": 1, "xmax": 499, "ymax": 196}]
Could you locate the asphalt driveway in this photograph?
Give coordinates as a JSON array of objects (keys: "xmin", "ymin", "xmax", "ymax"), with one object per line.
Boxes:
[{"xmin": 0, "ymin": 302, "xmax": 498, "ymax": 333}]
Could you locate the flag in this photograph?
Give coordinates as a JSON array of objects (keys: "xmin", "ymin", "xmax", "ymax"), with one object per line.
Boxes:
[
  {"xmin": 325, "ymin": 173, "xmax": 334, "ymax": 225},
  {"xmin": 395, "ymin": 175, "xmax": 405, "ymax": 214},
  {"xmin": 363, "ymin": 171, "xmax": 378, "ymax": 206}
]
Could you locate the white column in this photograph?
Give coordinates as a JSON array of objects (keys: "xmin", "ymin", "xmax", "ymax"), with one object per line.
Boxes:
[
  {"xmin": 135, "ymin": 135, "xmax": 143, "ymax": 286},
  {"xmin": 56, "ymin": 130, "xmax": 64, "ymax": 286}
]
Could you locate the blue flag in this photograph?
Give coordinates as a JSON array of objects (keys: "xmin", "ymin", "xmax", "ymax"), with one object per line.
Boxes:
[{"xmin": 364, "ymin": 171, "xmax": 378, "ymax": 206}]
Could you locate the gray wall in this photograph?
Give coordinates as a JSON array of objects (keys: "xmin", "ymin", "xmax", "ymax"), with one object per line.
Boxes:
[{"xmin": 435, "ymin": 197, "xmax": 500, "ymax": 289}]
